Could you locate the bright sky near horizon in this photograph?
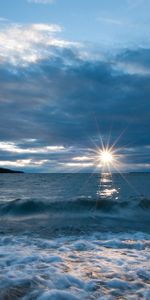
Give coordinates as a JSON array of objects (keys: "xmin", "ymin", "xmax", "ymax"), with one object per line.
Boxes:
[{"xmin": 0, "ymin": 0, "xmax": 150, "ymax": 172}]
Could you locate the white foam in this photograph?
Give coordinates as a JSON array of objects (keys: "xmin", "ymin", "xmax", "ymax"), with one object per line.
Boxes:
[
  {"xmin": 38, "ymin": 290, "xmax": 81, "ymax": 300},
  {"xmin": 0, "ymin": 231, "xmax": 150, "ymax": 299}
]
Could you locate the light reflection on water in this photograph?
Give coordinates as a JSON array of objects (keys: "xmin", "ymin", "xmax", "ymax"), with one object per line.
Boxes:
[{"xmin": 97, "ymin": 173, "xmax": 119, "ymax": 199}]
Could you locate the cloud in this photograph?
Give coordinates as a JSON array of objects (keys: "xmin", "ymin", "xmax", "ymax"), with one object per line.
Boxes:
[
  {"xmin": 0, "ymin": 159, "xmax": 49, "ymax": 168},
  {"xmin": 97, "ymin": 17, "xmax": 124, "ymax": 26},
  {"xmin": 115, "ymin": 48, "xmax": 150, "ymax": 75},
  {"xmin": 27, "ymin": 0, "xmax": 54, "ymax": 4},
  {"xmin": 62, "ymin": 162, "xmax": 94, "ymax": 168},
  {"xmin": 0, "ymin": 22, "xmax": 149, "ymax": 171},
  {"xmin": 0, "ymin": 142, "xmax": 65, "ymax": 154},
  {"xmin": 31, "ymin": 23, "xmax": 61, "ymax": 32},
  {"xmin": 0, "ymin": 22, "xmax": 78, "ymax": 65},
  {"xmin": 72, "ymin": 156, "xmax": 94, "ymax": 162}
]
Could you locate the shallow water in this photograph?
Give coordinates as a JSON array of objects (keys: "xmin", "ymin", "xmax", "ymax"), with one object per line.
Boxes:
[{"xmin": 0, "ymin": 173, "xmax": 150, "ymax": 299}]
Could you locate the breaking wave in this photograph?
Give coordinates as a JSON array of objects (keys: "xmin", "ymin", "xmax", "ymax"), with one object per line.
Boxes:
[{"xmin": 0, "ymin": 196, "xmax": 150, "ymax": 216}]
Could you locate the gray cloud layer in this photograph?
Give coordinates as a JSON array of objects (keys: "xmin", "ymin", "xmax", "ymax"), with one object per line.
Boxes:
[{"xmin": 0, "ymin": 23, "xmax": 149, "ymax": 172}]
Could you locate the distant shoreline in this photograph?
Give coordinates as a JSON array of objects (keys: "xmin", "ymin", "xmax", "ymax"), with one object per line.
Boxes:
[
  {"xmin": 0, "ymin": 167, "xmax": 24, "ymax": 174},
  {"xmin": 0, "ymin": 169, "xmax": 149, "ymax": 174}
]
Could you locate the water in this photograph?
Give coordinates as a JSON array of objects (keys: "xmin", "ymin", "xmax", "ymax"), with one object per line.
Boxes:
[{"xmin": 0, "ymin": 173, "xmax": 150, "ymax": 299}]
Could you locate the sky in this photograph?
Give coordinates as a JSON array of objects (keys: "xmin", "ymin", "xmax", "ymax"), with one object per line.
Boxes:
[{"xmin": 0, "ymin": 0, "xmax": 150, "ymax": 172}]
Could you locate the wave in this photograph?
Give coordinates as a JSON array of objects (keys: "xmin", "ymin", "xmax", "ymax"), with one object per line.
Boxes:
[{"xmin": 0, "ymin": 196, "xmax": 150, "ymax": 217}]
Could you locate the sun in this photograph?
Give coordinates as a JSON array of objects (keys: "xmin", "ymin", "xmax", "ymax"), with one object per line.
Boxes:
[
  {"xmin": 91, "ymin": 137, "xmax": 121, "ymax": 171},
  {"xmin": 96, "ymin": 147, "xmax": 116, "ymax": 171},
  {"xmin": 99, "ymin": 150, "xmax": 114, "ymax": 165}
]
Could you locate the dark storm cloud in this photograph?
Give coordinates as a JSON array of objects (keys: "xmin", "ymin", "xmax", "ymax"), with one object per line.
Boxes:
[
  {"xmin": 0, "ymin": 46, "xmax": 150, "ymax": 171},
  {"xmin": 117, "ymin": 48, "xmax": 150, "ymax": 69}
]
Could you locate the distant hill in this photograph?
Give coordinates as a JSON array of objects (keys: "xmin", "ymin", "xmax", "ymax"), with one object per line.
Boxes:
[{"xmin": 0, "ymin": 167, "xmax": 24, "ymax": 173}]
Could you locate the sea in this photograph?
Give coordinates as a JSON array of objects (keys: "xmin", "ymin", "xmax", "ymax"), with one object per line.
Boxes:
[{"xmin": 0, "ymin": 172, "xmax": 150, "ymax": 300}]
